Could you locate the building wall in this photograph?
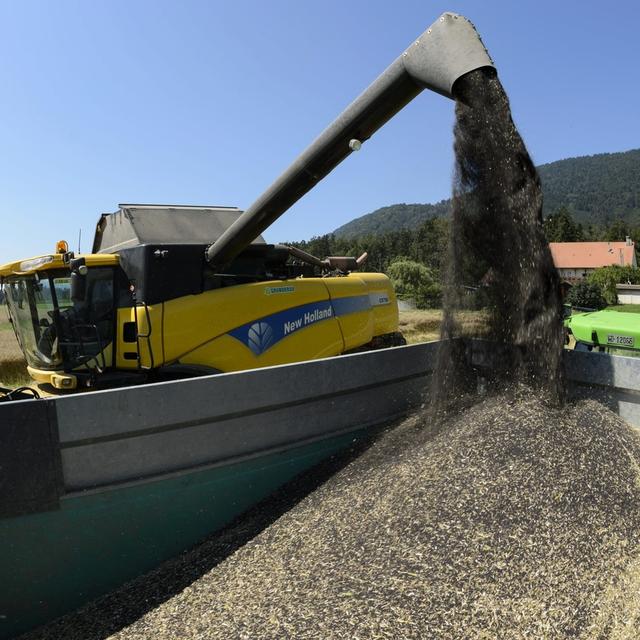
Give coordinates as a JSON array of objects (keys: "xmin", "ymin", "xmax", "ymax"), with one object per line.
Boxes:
[
  {"xmin": 616, "ymin": 285, "xmax": 640, "ymax": 304},
  {"xmin": 617, "ymin": 292, "xmax": 640, "ymax": 304},
  {"xmin": 558, "ymin": 268, "xmax": 593, "ymax": 282}
]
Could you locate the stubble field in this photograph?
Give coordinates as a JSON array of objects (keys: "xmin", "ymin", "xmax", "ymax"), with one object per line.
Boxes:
[{"xmin": 0, "ymin": 311, "xmax": 29, "ymax": 387}]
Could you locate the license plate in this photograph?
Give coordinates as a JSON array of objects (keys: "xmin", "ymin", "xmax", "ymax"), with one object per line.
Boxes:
[{"xmin": 607, "ymin": 334, "xmax": 634, "ymax": 347}]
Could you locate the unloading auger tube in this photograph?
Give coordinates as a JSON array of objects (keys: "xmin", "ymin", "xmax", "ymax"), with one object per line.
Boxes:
[{"xmin": 206, "ymin": 12, "xmax": 494, "ymax": 267}]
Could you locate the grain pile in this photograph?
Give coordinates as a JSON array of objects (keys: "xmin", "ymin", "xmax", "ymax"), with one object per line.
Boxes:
[{"xmin": 23, "ymin": 390, "xmax": 640, "ymax": 639}]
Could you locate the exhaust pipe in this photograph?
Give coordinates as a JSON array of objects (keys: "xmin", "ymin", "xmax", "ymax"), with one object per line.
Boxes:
[{"xmin": 206, "ymin": 12, "xmax": 493, "ymax": 267}]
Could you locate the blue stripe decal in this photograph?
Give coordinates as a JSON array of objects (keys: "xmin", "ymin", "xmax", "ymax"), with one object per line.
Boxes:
[
  {"xmin": 332, "ymin": 294, "xmax": 371, "ymax": 316},
  {"xmin": 227, "ymin": 294, "xmax": 373, "ymax": 356}
]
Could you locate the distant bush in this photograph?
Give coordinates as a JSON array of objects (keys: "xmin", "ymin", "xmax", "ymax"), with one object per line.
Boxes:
[
  {"xmin": 587, "ymin": 266, "xmax": 640, "ymax": 305},
  {"xmin": 567, "ymin": 281, "xmax": 607, "ymax": 310},
  {"xmin": 386, "ymin": 258, "xmax": 442, "ymax": 309}
]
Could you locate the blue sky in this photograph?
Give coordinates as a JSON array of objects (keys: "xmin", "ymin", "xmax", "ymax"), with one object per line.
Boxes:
[{"xmin": 0, "ymin": 0, "xmax": 638, "ymax": 261}]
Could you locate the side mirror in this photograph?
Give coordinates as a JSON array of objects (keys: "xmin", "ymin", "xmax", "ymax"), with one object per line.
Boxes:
[
  {"xmin": 70, "ymin": 259, "xmax": 88, "ymax": 303},
  {"xmin": 71, "ymin": 272, "xmax": 87, "ymax": 302}
]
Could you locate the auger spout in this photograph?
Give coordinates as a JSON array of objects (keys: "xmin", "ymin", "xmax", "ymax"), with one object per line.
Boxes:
[{"xmin": 206, "ymin": 12, "xmax": 493, "ymax": 267}]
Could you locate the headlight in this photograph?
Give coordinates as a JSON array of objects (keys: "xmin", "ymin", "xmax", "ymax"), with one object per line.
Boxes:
[{"xmin": 19, "ymin": 256, "xmax": 54, "ymax": 272}]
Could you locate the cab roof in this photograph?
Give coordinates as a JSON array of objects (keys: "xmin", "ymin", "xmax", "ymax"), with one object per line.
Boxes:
[{"xmin": 0, "ymin": 253, "xmax": 118, "ymax": 278}]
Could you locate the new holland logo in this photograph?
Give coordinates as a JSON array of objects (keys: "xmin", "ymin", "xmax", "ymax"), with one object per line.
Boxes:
[
  {"xmin": 228, "ymin": 299, "xmax": 340, "ymax": 356},
  {"xmin": 283, "ymin": 307, "xmax": 333, "ymax": 335},
  {"xmin": 247, "ymin": 321, "xmax": 274, "ymax": 355}
]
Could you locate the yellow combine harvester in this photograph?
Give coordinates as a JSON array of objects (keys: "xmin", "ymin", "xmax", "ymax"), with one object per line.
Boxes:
[
  {"xmin": 0, "ymin": 206, "xmax": 402, "ymax": 390},
  {"xmin": 0, "ymin": 12, "xmax": 493, "ymax": 393}
]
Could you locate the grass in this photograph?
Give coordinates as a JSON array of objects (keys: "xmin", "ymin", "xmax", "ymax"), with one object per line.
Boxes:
[
  {"xmin": 607, "ymin": 305, "xmax": 640, "ymax": 313},
  {"xmin": 0, "ymin": 312, "xmax": 30, "ymax": 388},
  {"xmin": 399, "ymin": 308, "xmax": 489, "ymax": 344},
  {"xmin": 0, "ymin": 359, "xmax": 31, "ymax": 388}
]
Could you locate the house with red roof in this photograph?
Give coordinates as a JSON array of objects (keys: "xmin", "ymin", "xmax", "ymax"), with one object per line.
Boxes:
[{"xmin": 549, "ymin": 238, "xmax": 637, "ymax": 283}]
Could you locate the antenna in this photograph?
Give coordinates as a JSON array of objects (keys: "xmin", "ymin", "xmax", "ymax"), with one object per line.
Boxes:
[{"xmin": 78, "ymin": 228, "xmax": 82, "ymax": 254}]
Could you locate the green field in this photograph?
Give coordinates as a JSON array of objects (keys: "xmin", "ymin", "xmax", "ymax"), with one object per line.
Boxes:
[
  {"xmin": 0, "ymin": 313, "xmax": 30, "ymax": 388},
  {"xmin": 398, "ymin": 309, "xmax": 489, "ymax": 344},
  {"xmin": 606, "ymin": 305, "xmax": 640, "ymax": 314}
]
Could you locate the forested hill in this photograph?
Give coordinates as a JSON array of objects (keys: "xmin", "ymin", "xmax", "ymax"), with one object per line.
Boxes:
[
  {"xmin": 539, "ymin": 149, "xmax": 640, "ymax": 223},
  {"xmin": 332, "ymin": 201, "xmax": 450, "ymax": 238},
  {"xmin": 332, "ymin": 148, "xmax": 640, "ymax": 238}
]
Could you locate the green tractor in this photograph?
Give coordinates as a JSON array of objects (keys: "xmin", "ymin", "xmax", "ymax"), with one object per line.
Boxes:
[{"xmin": 565, "ymin": 308, "xmax": 640, "ymax": 355}]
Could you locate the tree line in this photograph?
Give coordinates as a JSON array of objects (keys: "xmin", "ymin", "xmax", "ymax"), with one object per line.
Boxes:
[
  {"xmin": 287, "ymin": 207, "xmax": 640, "ymax": 309},
  {"xmin": 543, "ymin": 206, "xmax": 640, "ymax": 243},
  {"xmin": 287, "ymin": 217, "xmax": 449, "ymax": 308}
]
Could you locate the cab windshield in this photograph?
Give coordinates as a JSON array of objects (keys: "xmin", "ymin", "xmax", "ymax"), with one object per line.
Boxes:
[{"xmin": 3, "ymin": 268, "xmax": 114, "ymax": 371}]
